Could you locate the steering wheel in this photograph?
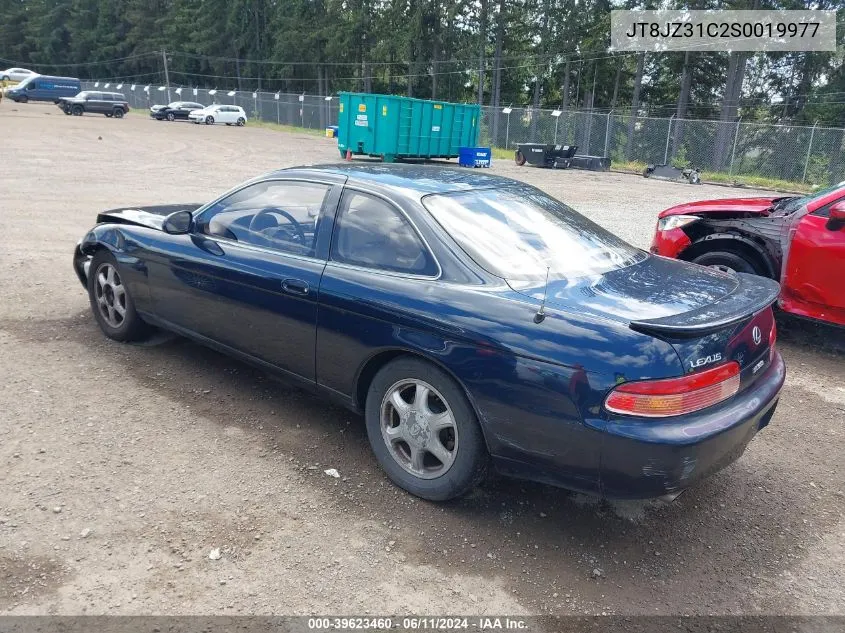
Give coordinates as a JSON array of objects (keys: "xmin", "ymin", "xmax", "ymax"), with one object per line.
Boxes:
[{"xmin": 248, "ymin": 207, "xmax": 307, "ymax": 245}]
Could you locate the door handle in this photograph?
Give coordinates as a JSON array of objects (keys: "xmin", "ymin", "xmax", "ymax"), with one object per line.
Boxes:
[{"xmin": 281, "ymin": 278, "xmax": 310, "ymax": 296}]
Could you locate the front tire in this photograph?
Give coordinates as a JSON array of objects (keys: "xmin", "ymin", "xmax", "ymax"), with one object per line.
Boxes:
[
  {"xmin": 205, "ymin": 116, "xmax": 215, "ymax": 125},
  {"xmin": 692, "ymin": 250, "xmax": 763, "ymax": 276},
  {"xmin": 365, "ymin": 357, "xmax": 488, "ymax": 501},
  {"xmin": 71, "ymin": 105, "xmax": 83, "ymax": 116},
  {"xmin": 113, "ymin": 108, "xmax": 124, "ymax": 119},
  {"xmin": 87, "ymin": 251, "xmax": 149, "ymax": 342},
  {"xmin": 166, "ymin": 112, "xmax": 175, "ymax": 121},
  {"xmin": 19, "ymin": 95, "xmax": 28, "ymax": 104},
  {"xmin": 515, "ymin": 151, "xmax": 526, "ymax": 166}
]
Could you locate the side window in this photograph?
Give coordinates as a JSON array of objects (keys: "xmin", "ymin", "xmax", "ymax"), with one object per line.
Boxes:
[
  {"xmin": 197, "ymin": 180, "xmax": 331, "ymax": 257},
  {"xmin": 331, "ymin": 192, "xmax": 437, "ymax": 275},
  {"xmin": 101, "ymin": 93, "xmax": 114, "ymax": 102}
]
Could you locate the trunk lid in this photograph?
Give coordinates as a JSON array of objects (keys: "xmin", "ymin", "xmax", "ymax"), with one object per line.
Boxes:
[{"xmin": 509, "ymin": 255, "xmax": 779, "ymax": 383}]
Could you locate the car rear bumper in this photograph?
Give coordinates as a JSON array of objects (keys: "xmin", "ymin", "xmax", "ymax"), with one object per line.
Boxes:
[{"xmin": 598, "ymin": 351, "xmax": 785, "ymax": 498}]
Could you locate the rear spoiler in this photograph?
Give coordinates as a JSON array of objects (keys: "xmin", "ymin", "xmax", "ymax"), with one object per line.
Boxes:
[{"xmin": 630, "ymin": 273, "xmax": 781, "ymax": 337}]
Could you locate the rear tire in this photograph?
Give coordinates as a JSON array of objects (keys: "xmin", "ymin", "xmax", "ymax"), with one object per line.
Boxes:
[
  {"xmin": 692, "ymin": 250, "xmax": 763, "ymax": 276},
  {"xmin": 87, "ymin": 250, "xmax": 149, "ymax": 342},
  {"xmin": 515, "ymin": 151, "xmax": 526, "ymax": 166},
  {"xmin": 364, "ymin": 357, "xmax": 488, "ymax": 501},
  {"xmin": 237, "ymin": 117, "xmax": 246, "ymax": 126}
]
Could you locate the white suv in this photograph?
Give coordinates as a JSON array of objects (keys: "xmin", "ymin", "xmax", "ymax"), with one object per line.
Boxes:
[{"xmin": 189, "ymin": 104, "xmax": 247, "ymax": 126}]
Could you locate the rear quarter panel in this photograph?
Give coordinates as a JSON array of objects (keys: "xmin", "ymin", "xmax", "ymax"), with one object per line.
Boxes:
[{"xmin": 316, "ymin": 263, "xmax": 683, "ymax": 494}]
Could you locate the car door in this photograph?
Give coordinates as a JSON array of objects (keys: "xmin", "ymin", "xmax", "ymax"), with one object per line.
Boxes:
[
  {"xmin": 219, "ymin": 106, "xmax": 234, "ymax": 123},
  {"xmin": 100, "ymin": 93, "xmax": 114, "ymax": 113},
  {"xmin": 315, "ymin": 189, "xmax": 441, "ymax": 395},
  {"xmin": 86, "ymin": 92, "xmax": 103, "ymax": 113},
  {"xmin": 145, "ymin": 177, "xmax": 344, "ymax": 382},
  {"xmin": 781, "ymin": 199, "xmax": 845, "ymax": 323}
]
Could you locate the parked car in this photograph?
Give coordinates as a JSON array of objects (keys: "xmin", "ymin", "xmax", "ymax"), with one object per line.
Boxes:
[
  {"xmin": 188, "ymin": 104, "xmax": 247, "ymax": 126},
  {"xmin": 651, "ymin": 182, "xmax": 845, "ymax": 327},
  {"xmin": 73, "ymin": 165, "xmax": 784, "ymax": 501},
  {"xmin": 5, "ymin": 74, "xmax": 81, "ymax": 103},
  {"xmin": 58, "ymin": 91, "xmax": 130, "ymax": 118},
  {"xmin": 150, "ymin": 101, "xmax": 205, "ymax": 121},
  {"xmin": 0, "ymin": 67, "xmax": 35, "ymax": 83}
]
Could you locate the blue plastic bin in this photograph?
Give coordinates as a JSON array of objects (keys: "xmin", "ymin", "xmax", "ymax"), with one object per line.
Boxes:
[{"xmin": 458, "ymin": 146, "xmax": 492, "ymax": 168}]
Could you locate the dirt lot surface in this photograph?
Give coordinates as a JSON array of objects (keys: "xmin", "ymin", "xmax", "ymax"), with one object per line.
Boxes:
[{"xmin": 1, "ymin": 102, "xmax": 843, "ymax": 617}]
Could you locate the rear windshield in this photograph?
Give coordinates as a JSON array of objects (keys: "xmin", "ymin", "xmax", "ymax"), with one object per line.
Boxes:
[{"xmin": 423, "ymin": 187, "xmax": 645, "ymax": 281}]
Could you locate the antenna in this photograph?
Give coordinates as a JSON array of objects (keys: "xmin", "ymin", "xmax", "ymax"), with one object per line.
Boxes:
[{"xmin": 533, "ymin": 266, "xmax": 550, "ymax": 324}]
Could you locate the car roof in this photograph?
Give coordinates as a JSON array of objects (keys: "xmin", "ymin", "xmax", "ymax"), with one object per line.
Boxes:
[{"xmin": 272, "ymin": 163, "xmax": 521, "ymax": 195}]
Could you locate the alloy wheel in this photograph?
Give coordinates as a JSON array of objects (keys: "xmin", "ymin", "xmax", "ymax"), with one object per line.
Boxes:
[
  {"xmin": 709, "ymin": 264, "xmax": 736, "ymax": 275},
  {"xmin": 380, "ymin": 379, "xmax": 458, "ymax": 479},
  {"xmin": 94, "ymin": 263, "xmax": 126, "ymax": 328}
]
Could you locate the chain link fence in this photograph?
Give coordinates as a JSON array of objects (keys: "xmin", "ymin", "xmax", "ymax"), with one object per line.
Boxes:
[
  {"xmin": 84, "ymin": 81, "xmax": 845, "ymax": 187},
  {"xmin": 477, "ymin": 107, "xmax": 845, "ymax": 187}
]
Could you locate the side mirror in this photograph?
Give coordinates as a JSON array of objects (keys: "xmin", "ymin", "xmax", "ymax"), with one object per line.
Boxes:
[
  {"xmin": 163, "ymin": 210, "xmax": 193, "ymax": 235},
  {"xmin": 827, "ymin": 201, "xmax": 845, "ymax": 231}
]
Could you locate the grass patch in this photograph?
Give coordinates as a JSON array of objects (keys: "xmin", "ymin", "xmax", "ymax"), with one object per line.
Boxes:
[
  {"xmin": 248, "ymin": 119, "xmax": 327, "ymax": 137},
  {"xmin": 491, "ymin": 147, "xmax": 513, "ymax": 161},
  {"xmin": 699, "ymin": 171, "xmax": 813, "ymax": 194},
  {"xmin": 610, "ymin": 158, "xmax": 812, "ymax": 193},
  {"xmin": 611, "ymin": 159, "xmax": 649, "ymax": 173}
]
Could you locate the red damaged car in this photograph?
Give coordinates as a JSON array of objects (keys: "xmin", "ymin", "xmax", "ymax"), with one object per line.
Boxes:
[{"xmin": 651, "ymin": 182, "xmax": 845, "ymax": 327}]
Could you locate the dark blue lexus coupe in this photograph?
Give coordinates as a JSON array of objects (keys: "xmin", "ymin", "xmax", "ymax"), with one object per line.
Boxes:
[{"xmin": 73, "ymin": 165, "xmax": 785, "ymax": 501}]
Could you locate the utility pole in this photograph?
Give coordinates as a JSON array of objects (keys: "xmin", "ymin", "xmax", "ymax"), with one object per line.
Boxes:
[{"xmin": 161, "ymin": 49, "xmax": 171, "ymax": 102}]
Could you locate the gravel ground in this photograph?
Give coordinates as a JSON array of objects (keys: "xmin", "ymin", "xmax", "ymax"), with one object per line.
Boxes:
[{"xmin": 1, "ymin": 102, "xmax": 843, "ymax": 616}]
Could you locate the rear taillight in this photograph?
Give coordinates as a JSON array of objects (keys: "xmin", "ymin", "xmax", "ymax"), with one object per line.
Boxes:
[
  {"xmin": 605, "ymin": 361, "xmax": 741, "ymax": 418},
  {"xmin": 769, "ymin": 320, "xmax": 777, "ymax": 360}
]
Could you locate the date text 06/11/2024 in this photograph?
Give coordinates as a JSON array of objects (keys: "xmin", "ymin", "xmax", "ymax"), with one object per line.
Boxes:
[{"xmin": 306, "ymin": 617, "xmax": 530, "ymax": 630}]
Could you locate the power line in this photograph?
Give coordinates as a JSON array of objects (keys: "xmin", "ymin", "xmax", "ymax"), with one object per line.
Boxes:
[{"xmin": 0, "ymin": 52, "xmax": 159, "ymax": 68}]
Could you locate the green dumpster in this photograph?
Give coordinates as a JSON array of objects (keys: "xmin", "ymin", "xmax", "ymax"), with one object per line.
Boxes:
[{"xmin": 337, "ymin": 92, "xmax": 480, "ymax": 163}]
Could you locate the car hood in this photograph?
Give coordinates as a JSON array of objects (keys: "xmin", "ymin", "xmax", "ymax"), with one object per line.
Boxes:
[
  {"xmin": 508, "ymin": 255, "xmax": 777, "ymax": 328},
  {"xmin": 657, "ymin": 197, "xmax": 780, "ymax": 218},
  {"xmin": 96, "ymin": 204, "xmax": 202, "ymax": 230}
]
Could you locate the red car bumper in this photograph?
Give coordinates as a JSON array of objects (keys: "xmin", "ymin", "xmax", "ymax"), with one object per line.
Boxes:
[{"xmin": 650, "ymin": 226, "xmax": 692, "ymax": 258}]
